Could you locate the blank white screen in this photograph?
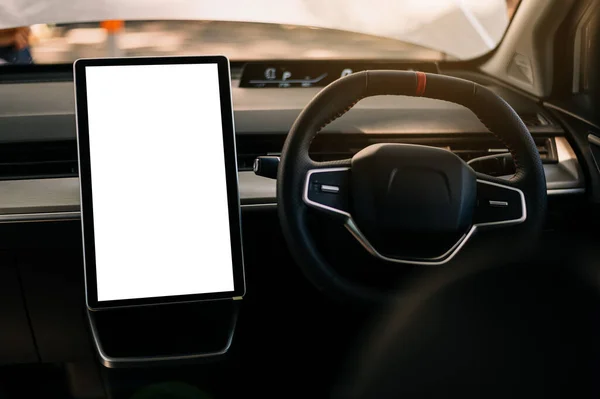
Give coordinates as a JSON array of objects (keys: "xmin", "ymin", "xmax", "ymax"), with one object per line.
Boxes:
[{"xmin": 85, "ymin": 63, "xmax": 235, "ymax": 302}]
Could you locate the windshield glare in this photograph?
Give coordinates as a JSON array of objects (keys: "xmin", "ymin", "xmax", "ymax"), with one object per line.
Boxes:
[
  {"xmin": 0, "ymin": 0, "xmax": 520, "ymax": 65},
  {"xmin": 29, "ymin": 22, "xmax": 446, "ymax": 64}
]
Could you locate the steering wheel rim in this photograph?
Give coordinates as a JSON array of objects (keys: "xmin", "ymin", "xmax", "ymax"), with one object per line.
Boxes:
[{"xmin": 277, "ymin": 71, "xmax": 547, "ymax": 303}]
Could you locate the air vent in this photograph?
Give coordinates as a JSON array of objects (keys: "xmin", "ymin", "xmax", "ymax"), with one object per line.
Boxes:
[
  {"xmin": 0, "ymin": 140, "xmax": 78, "ymax": 180},
  {"xmin": 236, "ymin": 135, "xmax": 286, "ymax": 170},
  {"xmin": 519, "ymin": 113, "xmax": 550, "ymax": 128},
  {"xmin": 236, "ymin": 134, "xmax": 558, "ymax": 171},
  {"xmin": 309, "ymin": 135, "xmax": 557, "ymax": 164}
]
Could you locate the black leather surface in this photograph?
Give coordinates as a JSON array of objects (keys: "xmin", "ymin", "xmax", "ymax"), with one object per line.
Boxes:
[{"xmin": 277, "ymin": 71, "xmax": 547, "ymax": 303}]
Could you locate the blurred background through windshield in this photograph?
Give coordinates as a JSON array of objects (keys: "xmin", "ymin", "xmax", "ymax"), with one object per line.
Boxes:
[
  {"xmin": 30, "ymin": 21, "xmax": 446, "ymax": 63},
  {"xmin": 1, "ymin": 0, "xmax": 520, "ymax": 64}
]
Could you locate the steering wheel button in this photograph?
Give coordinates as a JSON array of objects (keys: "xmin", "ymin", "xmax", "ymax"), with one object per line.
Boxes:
[
  {"xmin": 321, "ymin": 184, "xmax": 340, "ymax": 193},
  {"xmin": 305, "ymin": 168, "xmax": 351, "ymax": 216},
  {"xmin": 473, "ymin": 180, "xmax": 525, "ymax": 225}
]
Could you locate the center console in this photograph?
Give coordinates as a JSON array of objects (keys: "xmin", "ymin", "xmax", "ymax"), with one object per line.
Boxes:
[{"xmin": 73, "ymin": 56, "xmax": 245, "ymax": 367}]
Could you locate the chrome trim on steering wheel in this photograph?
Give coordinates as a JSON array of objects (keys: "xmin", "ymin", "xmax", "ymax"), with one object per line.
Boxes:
[
  {"xmin": 474, "ymin": 179, "xmax": 527, "ymax": 227},
  {"xmin": 303, "ymin": 168, "xmax": 527, "ymax": 266},
  {"xmin": 303, "ymin": 167, "xmax": 352, "ymax": 218},
  {"xmin": 346, "ymin": 219, "xmax": 477, "ymax": 266}
]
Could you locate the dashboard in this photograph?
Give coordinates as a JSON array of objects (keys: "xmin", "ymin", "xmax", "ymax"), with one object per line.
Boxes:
[
  {"xmin": 0, "ymin": 62, "xmax": 596, "ymax": 378},
  {"xmin": 0, "ymin": 65, "xmax": 585, "ymax": 225},
  {"xmin": 1, "ymin": 0, "xmax": 599, "ymax": 393}
]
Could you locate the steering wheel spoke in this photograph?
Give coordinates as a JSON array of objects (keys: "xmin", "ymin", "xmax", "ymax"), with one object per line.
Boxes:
[
  {"xmin": 303, "ymin": 161, "xmax": 352, "ymax": 219},
  {"xmin": 473, "ymin": 175, "xmax": 527, "ymax": 228}
]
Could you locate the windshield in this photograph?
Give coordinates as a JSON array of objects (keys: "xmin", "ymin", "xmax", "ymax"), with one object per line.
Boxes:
[{"xmin": 0, "ymin": 0, "xmax": 520, "ymax": 65}]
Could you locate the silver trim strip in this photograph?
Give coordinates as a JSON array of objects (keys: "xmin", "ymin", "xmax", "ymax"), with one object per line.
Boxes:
[
  {"xmin": 489, "ymin": 200, "xmax": 509, "ymax": 207},
  {"xmin": 0, "ymin": 211, "xmax": 80, "ymax": 223},
  {"xmin": 240, "ymin": 203, "xmax": 277, "ymax": 210},
  {"xmin": 87, "ymin": 309, "xmax": 237, "ymax": 368},
  {"xmin": 0, "ymin": 188, "xmax": 583, "ymax": 224},
  {"xmin": 303, "ymin": 168, "xmax": 527, "ymax": 266},
  {"xmin": 0, "ymin": 203, "xmax": 278, "ymax": 223},
  {"xmin": 346, "ymin": 220, "xmax": 479, "ymax": 266},
  {"xmin": 547, "ymin": 188, "xmax": 586, "ymax": 196},
  {"xmin": 0, "ymin": 185, "xmax": 584, "ymax": 224},
  {"xmin": 467, "ymin": 152, "xmax": 512, "ymax": 165}
]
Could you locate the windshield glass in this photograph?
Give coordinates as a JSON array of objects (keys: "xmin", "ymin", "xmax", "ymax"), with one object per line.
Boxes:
[{"xmin": 0, "ymin": 0, "xmax": 520, "ymax": 65}]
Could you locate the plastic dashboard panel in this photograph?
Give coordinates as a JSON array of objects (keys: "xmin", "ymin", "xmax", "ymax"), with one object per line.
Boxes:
[
  {"xmin": 0, "ymin": 74, "xmax": 585, "ymax": 224},
  {"xmin": 0, "ymin": 165, "xmax": 584, "ymax": 224},
  {"xmin": 0, "ymin": 79, "xmax": 564, "ymax": 143}
]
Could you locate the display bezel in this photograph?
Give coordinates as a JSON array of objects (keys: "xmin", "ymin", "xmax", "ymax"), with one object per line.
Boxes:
[{"xmin": 74, "ymin": 56, "xmax": 245, "ymax": 310}]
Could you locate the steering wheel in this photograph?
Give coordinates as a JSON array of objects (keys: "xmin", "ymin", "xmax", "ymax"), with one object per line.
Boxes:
[{"xmin": 277, "ymin": 71, "xmax": 547, "ymax": 303}]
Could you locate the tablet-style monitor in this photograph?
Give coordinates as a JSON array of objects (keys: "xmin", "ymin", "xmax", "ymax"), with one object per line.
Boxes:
[{"xmin": 74, "ymin": 56, "xmax": 245, "ymax": 310}]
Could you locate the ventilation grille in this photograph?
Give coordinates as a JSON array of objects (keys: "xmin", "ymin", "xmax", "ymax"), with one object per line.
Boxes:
[
  {"xmin": 0, "ymin": 129, "xmax": 558, "ymax": 180},
  {"xmin": 0, "ymin": 141, "xmax": 78, "ymax": 180},
  {"xmin": 519, "ymin": 112, "xmax": 551, "ymax": 128},
  {"xmin": 236, "ymin": 134, "xmax": 557, "ymax": 170}
]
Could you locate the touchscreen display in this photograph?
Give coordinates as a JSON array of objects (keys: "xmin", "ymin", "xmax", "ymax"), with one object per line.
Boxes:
[{"xmin": 84, "ymin": 63, "xmax": 236, "ymax": 303}]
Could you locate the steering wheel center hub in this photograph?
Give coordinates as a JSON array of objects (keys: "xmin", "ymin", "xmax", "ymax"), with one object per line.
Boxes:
[{"xmin": 351, "ymin": 143, "xmax": 477, "ymax": 233}]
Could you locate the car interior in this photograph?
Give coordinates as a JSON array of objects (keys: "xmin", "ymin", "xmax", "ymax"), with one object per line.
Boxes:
[{"xmin": 0, "ymin": 0, "xmax": 599, "ymax": 398}]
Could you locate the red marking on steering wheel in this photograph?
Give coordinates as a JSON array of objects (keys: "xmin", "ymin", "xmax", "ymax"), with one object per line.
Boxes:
[{"xmin": 415, "ymin": 72, "xmax": 427, "ymax": 96}]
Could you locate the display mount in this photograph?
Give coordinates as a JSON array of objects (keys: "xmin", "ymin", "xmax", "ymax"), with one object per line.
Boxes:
[{"xmin": 87, "ymin": 300, "xmax": 240, "ymax": 368}]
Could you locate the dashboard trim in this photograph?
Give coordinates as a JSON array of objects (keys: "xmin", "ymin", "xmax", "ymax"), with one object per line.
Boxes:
[
  {"xmin": 0, "ymin": 131, "xmax": 586, "ymax": 226},
  {"xmin": 547, "ymin": 188, "xmax": 585, "ymax": 195},
  {"xmin": 0, "ymin": 204, "xmax": 280, "ymax": 224},
  {"xmin": 87, "ymin": 309, "xmax": 237, "ymax": 368},
  {"xmin": 588, "ymin": 134, "xmax": 600, "ymax": 147},
  {"xmin": 0, "ymin": 211, "xmax": 80, "ymax": 223},
  {"xmin": 0, "ymin": 185, "xmax": 583, "ymax": 224},
  {"xmin": 544, "ymin": 102, "xmax": 600, "ymax": 131},
  {"xmin": 303, "ymin": 168, "xmax": 527, "ymax": 266}
]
